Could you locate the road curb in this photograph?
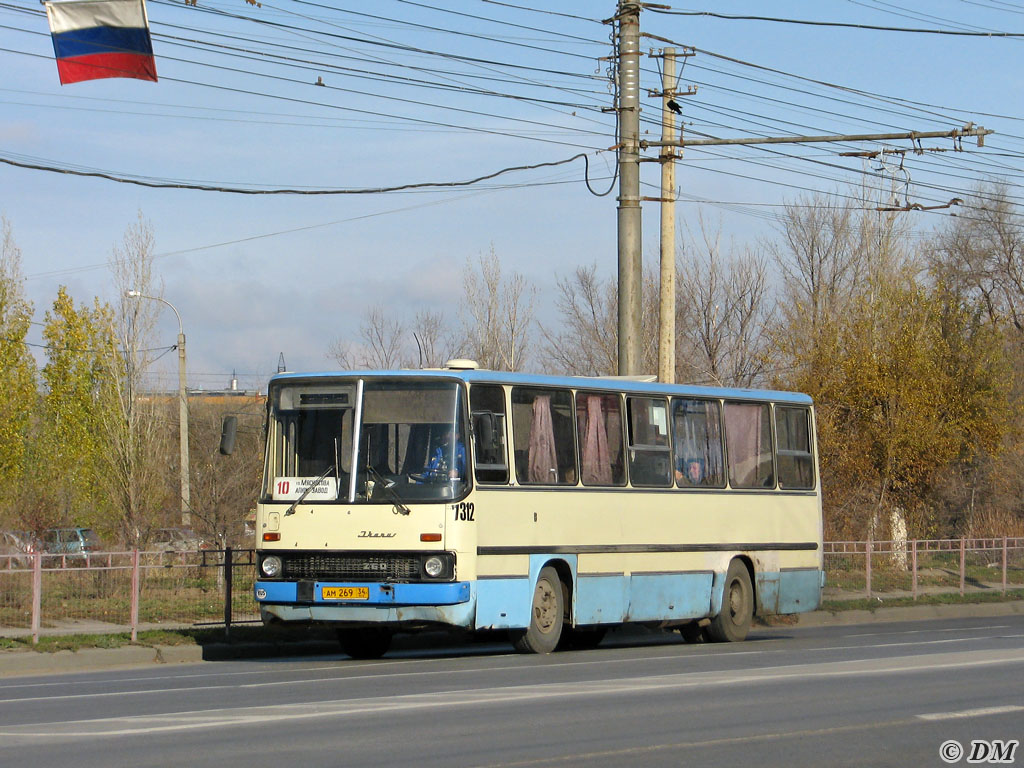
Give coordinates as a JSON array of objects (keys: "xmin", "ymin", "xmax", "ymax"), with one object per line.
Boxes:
[
  {"xmin": 2, "ymin": 600, "xmax": 1022, "ymax": 678},
  {"xmin": 795, "ymin": 599, "xmax": 1024, "ymax": 626}
]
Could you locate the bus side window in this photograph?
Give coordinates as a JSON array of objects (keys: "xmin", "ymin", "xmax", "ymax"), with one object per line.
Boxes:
[
  {"xmin": 776, "ymin": 406, "xmax": 815, "ymax": 489},
  {"xmin": 511, "ymin": 387, "xmax": 577, "ymax": 485},
  {"xmin": 470, "ymin": 384, "xmax": 509, "ymax": 484},
  {"xmin": 626, "ymin": 396, "xmax": 672, "ymax": 487},
  {"xmin": 671, "ymin": 398, "xmax": 725, "ymax": 488},
  {"xmin": 576, "ymin": 392, "xmax": 626, "ymax": 486},
  {"xmin": 724, "ymin": 402, "xmax": 775, "ymax": 489}
]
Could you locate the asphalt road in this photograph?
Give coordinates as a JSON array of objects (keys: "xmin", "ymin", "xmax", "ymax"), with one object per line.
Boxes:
[{"xmin": 0, "ymin": 617, "xmax": 1022, "ymax": 768}]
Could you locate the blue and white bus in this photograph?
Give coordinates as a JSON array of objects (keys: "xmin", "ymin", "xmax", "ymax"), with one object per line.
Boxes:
[{"xmin": 252, "ymin": 361, "xmax": 823, "ymax": 657}]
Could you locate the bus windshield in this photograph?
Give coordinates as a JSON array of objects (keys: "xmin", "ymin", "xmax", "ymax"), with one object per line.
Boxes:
[{"xmin": 264, "ymin": 378, "xmax": 468, "ymax": 504}]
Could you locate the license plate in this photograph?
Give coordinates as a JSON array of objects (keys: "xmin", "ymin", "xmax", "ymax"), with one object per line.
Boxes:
[{"xmin": 321, "ymin": 586, "xmax": 369, "ymax": 601}]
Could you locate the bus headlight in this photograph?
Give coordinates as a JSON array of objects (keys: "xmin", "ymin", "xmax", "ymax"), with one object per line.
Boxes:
[
  {"xmin": 423, "ymin": 556, "xmax": 444, "ymax": 578},
  {"xmin": 261, "ymin": 555, "xmax": 282, "ymax": 578}
]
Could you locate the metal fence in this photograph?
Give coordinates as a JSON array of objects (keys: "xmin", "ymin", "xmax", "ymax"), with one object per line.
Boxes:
[
  {"xmin": 823, "ymin": 537, "xmax": 1024, "ymax": 600},
  {"xmin": 2, "ymin": 538, "xmax": 1023, "ymax": 643},
  {"xmin": 0, "ymin": 548, "xmax": 257, "ymax": 643}
]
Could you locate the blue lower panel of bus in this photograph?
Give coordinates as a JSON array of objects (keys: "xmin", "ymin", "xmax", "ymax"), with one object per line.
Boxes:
[
  {"xmin": 474, "ymin": 571, "xmax": 716, "ymax": 629},
  {"xmin": 474, "ymin": 568, "xmax": 820, "ymax": 629},
  {"xmin": 255, "ymin": 580, "xmax": 470, "ymax": 606},
  {"xmin": 777, "ymin": 568, "xmax": 822, "ymax": 613},
  {"xmin": 255, "ymin": 580, "xmax": 475, "ymax": 627},
  {"xmin": 577, "ymin": 572, "xmax": 716, "ymax": 624}
]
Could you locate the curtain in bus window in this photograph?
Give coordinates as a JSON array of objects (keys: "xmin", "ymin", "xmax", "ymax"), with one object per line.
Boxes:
[
  {"xmin": 527, "ymin": 395, "xmax": 558, "ymax": 483},
  {"xmin": 724, "ymin": 402, "xmax": 774, "ymax": 488},
  {"xmin": 580, "ymin": 394, "xmax": 612, "ymax": 485}
]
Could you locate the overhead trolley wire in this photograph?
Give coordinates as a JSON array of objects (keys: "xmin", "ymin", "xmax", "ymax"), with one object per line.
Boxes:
[
  {"xmin": 286, "ymin": 0, "xmax": 606, "ymax": 59},
  {"xmin": 391, "ymin": 0, "xmax": 606, "ymax": 44},
  {"xmin": 474, "ymin": 0, "xmax": 604, "ymax": 25}
]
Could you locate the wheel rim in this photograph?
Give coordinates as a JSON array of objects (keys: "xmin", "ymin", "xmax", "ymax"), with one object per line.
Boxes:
[
  {"xmin": 533, "ymin": 578, "xmax": 558, "ymax": 634},
  {"xmin": 727, "ymin": 578, "xmax": 745, "ymax": 625}
]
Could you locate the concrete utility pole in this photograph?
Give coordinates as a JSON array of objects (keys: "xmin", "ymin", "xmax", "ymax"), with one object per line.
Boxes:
[
  {"xmin": 657, "ymin": 48, "xmax": 677, "ymax": 385},
  {"xmin": 615, "ymin": 1, "xmax": 642, "ymax": 376},
  {"xmin": 126, "ymin": 291, "xmax": 191, "ymax": 527},
  {"xmin": 643, "ymin": 46, "xmax": 696, "ymax": 384}
]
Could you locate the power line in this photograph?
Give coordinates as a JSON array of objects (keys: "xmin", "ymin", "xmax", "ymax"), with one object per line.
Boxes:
[
  {"xmin": 648, "ymin": 7, "xmax": 1024, "ymax": 36},
  {"xmin": 0, "ymin": 149, "xmax": 606, "ymax": 194}
]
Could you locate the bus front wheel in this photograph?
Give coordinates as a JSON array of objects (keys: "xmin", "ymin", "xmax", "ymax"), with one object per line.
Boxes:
[
  {"xmin": 707, "ymin": 561, "xmax": 753, "ymax": 643},
  {"xmin": 511, "ymin": 566, "xmax": 564, "ymax": 653},
  {"xmin": 337, "ymin": 628, "xmax": 392, "ymax": 659}
]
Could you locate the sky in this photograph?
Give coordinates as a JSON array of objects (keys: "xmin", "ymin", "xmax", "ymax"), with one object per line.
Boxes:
[{"xmin": 2, "ymin": 0, "xmax": 1023, "ymax": 393}]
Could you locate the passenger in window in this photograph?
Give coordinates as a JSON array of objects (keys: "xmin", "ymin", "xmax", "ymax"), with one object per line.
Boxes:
[{"xmin": 675, "ymin": 457, "xmax": 704, "ymax": 486}]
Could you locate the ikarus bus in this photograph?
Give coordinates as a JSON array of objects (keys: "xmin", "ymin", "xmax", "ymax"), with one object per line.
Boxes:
[{"xmin": 251, "ymin": 360, "xmax": 824, "ymax": 658}]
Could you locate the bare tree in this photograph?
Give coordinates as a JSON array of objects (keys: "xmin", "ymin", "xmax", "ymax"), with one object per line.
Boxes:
[
  {"xmin": 329, "ymin": 305, "xmax": 408, "ymax": 369},
  {"xmin": 99, "ymin": 213, "xmax": 174, "ymax": 546},
  {"xmin": 410, "ymin": 309, "xmax": 454, "ymax": 368},
  {"xmin": 329, "ymin": 305, "xmax": 456, "ymax": 370},
  {"xmin": 458, "ymin": 247, "xmax": 535, "ymax": 371},
  {"xmin": 767, "ymin": 193, "xmax": 862, "ymax": 337},
  {"xmin": 540, "ymin": 264, "xmax": 617, "ymax": 376},
  {"xmin": 358, "ymin": 305, "xmax": 407, "ymax": 369},
  {"xmin": 931, "ymin": 182, "xmax": 1024, "ymax": 333},
  {"xmin": 677, "ymin": 223, "xmax": 772, "ymax": 387},
  {"xmin": 187, "ymin": 396, "xmax": 264, "ymax": 547}
]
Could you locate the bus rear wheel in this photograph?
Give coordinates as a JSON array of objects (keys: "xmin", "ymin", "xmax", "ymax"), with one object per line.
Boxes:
[
  {"xmin": 337, "ymin": 628, "xmax": 392, "ymax": 659},
  {"xmin": 707, "ymin": 561, "xmax": 753, "ymax": 643},
  {"xmin": 511, "ymin": 566, "xmax": 564, "ymax": 654}
]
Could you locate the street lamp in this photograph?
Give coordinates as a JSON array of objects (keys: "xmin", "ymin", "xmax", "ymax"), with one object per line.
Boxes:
[{"xmin": 126, "ymin": 290, "xmax": 191, "ymax": 527}]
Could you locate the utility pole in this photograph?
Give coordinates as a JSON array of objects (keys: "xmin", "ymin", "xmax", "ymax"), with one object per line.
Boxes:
[
  {"xmin": 127, "ymin": 291, "xmax": 190, "ymax": 527},
  {"xmin": 650, "ymin": 47, "xmax": 695, "ymax": 384},
  {"xmin": 615, "ymin": 1, "xmax": 642, "ymax": 376},
  {"xmin": 658, "ymin": 48, "xmax": 676, "ymax": 384}
]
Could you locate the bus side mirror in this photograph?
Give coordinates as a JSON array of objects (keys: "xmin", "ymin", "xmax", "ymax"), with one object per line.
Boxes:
[{"xmin": 220, "ymin": 415, "xmax": 238, "ymax": 455}]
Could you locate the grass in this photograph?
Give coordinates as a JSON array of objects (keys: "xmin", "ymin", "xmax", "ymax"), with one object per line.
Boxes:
[
  {"xmin": 0, "ymin": 624, "xmax": 338, "ymax": 654},
  {"xmin": 820, "ymin": 588, "xmax": 1024, "ymax": 613}
]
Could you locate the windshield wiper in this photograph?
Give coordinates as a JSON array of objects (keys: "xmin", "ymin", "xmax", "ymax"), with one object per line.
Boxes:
[
  {"xmin": 284, "ymin": 461, "xmax": 336, "ymax": 516},
  {"xmin": 366, "ymin": 465, "xmax": 411, "ymax": 516}
]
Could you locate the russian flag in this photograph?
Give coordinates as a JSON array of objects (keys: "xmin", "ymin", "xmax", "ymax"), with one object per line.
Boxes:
[{"xmin": 45, "ymin": 0, "xmax": 157, "ymax": 85}]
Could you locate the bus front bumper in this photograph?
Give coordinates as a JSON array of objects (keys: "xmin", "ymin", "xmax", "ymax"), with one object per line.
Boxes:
[{"xmin": 254, "ymin": 579, "xmax": 474, "ymax": 628}]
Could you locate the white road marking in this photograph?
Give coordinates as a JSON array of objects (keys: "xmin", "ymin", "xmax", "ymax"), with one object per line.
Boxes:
[
  {"xmin": 848, "ymin": 625, "xmax": 1010, "ymax": 638},
  {"xmin": 917, "ymin": 704, "xmax": 1024, "ymax": 721},
  {"xmin": 0, "ymin": 648, "xmax": 1023, "ymax": 742}
]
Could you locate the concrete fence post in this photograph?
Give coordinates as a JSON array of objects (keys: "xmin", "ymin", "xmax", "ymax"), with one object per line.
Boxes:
[
  {"xmin": 31, "ymin": 553, "xmax": 41, "ymax": 645},
  {"xmin": 866, "ymin": 540, "xmax": 872, "ymax": 599},
  {"xmin": 1003, "ymin": 537, "xmax": 1008, "ymax": 594},
  {"xmin": 911, "ymin": 539, "xmax": 918, "ymax": 601},
  {"xmin": 960, "ymin": 538, "xmax": 966, "ymax": 596},
  {"xmin": 130, "ymin": 550, "xmax": 140, "ymax": 643}
]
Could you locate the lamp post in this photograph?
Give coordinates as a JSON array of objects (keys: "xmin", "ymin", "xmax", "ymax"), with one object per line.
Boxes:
[{"xmin": 126, "ymin": 290, "xmax": 191, "ymax": 527}]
